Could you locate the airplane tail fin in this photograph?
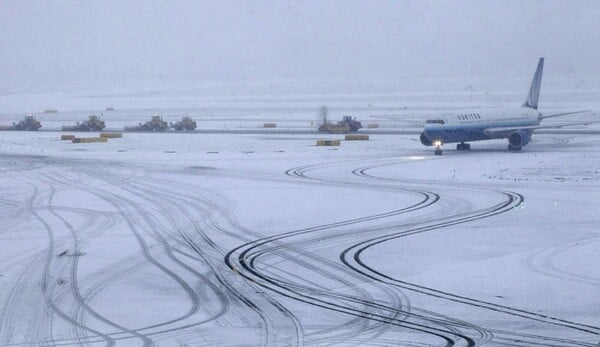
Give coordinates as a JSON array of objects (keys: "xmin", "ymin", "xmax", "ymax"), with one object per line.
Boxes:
[{"xmin": 523, "ymin": 57, "xmax": 544, "ymax": 110}]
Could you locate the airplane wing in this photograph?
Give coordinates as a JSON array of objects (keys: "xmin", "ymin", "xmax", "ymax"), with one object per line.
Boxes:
[
  {"xmin": 484, "ymin": 120, "xmax": 600, "ymax": 135},
  {"xmin": 539, "ymin": 109, "xmax": 592, "ymax": 119}
]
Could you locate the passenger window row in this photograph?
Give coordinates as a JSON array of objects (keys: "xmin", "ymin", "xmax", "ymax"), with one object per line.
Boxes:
[{"xmin": 458, "ymin": 113, "xmax": 481, "ymax": 120}]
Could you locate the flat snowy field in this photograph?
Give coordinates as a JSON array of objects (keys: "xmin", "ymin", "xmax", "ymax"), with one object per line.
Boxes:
[{"xmin": 0, "ymin": 90, "xmax": 599, "ymax": 346}]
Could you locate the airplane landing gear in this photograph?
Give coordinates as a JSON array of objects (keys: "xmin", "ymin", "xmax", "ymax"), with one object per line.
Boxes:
[
  {"xmin": 433, "ymin": 140, "xmax": 443, "ymax": 155},
  {"xmin": 508, "ymin": 144, "xmax": 522, "ymax": 151},
  {"xmin": 457, "ymin": 142, "xmax": 471, "ymax": 151}
]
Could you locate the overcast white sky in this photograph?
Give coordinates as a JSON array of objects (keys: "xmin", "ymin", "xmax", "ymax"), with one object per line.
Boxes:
[{"xmin": 1, "ymin": 1, "xmax": 599, "ymax": 90}]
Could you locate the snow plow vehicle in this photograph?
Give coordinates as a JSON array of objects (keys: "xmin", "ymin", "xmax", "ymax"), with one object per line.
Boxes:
[
  {"xmin": 318, "ymin": 115, "xmax": 362, "ymax": 133},
  {"xmin": 0, "ymin": 115, "xmax": 42, "ymax": 131},
  {"xmin": 170, "ymin": 116, "xmax": 197, "ymax": 131},
  {"xmin": 125, "ymin": 115, "xmax": 169, "ymax": 132},
  {"xmin": 62, "ymin": 115, "xmax": 106, "ymax": 131}
]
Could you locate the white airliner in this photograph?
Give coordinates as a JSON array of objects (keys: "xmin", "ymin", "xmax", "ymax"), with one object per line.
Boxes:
[{"xmin": 420, "ymin": 58, "xmax": 593, "ymax": 155}]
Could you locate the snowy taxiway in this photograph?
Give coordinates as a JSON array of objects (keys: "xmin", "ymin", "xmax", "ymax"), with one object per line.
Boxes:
[{"xmin": 1, "ymin": 125, "xmax": 599, "ymax": 346}]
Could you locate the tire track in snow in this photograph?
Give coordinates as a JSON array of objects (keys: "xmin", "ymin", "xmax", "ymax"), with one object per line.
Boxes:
[
  {"xmin": 226, "ymin": 158, "xmax": 478, "ymax": 346},
  {"xmin": 130, "ymin": 168, "xmax": 424, "ymax": 345},
  {"xmin": 345, "ymin": 161, "xmax": 600, "ymax": 346},
  {"xmin": 285, "ymin": 159, "xmax": 493, "ymax": 344},
  {"xmin": 26, "ymin": 166, "xmax": 265, "ymax": 347},
  {"xmin": 43, "ymin": 169, "xmax": 206, "ymax": 346},
  {"xmin": 526, "ymin": 236, "xmax": 600, "ymax": 287},
  {"xmin": 43, "ymin": 164, "xmax": 270, "ymax": 346},
  {"xmin": 33, "ymin": 184, "xmax": 116, "ymax": 347}
]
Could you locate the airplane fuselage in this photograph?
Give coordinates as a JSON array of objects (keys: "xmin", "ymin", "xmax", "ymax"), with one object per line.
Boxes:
[
  {"xmin": 419, "ymin": 58, "xmax": 591, "ymax": 154},
  {"xmin": 422, "ymin": 108, "xmax": 540, "ymax": 145}
]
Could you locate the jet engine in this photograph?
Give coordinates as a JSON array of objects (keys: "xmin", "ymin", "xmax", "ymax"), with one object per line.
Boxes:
[
  {"xmin": 420, "ymin": 132, "xmax": 433, "ymax": 146},
  {"xmin": 508, "ymin": 131, "xmax": 531, "ymax": 149}
]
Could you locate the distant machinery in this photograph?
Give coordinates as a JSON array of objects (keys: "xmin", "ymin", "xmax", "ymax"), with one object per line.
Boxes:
[
  {"xmin": 125, "ymin": 115, "xmax": 169, "ymax": 132},
  {"xmin": 0, "ymin": 115, "xmax": 42, "ymax": 131},
  {"xmin": 318, "ymin": 106, "xmax": 362, "ymax": 133},
  {"xmin": 62, "ymin": 115, "xmax": 106, "ymax": 131},
  {"xmin": 170, "ymin": 116, "xmax": 197, "ymax": 131}
]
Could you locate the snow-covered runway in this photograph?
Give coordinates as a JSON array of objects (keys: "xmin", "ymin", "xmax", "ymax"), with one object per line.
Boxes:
[{"xmin": 1, "ymin": 130, "xmax": 599, "ymax": 346}]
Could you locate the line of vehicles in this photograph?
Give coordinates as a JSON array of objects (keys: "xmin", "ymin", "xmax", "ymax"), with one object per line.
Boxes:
[
  {"xmin": 0, "ymin": 115, "xmax": 199, "ymax": 132},
  {"xmin": 125, "ymin": 115, "xmax": 198, "ymax": 132},
  {"xmin": 0, "ymin": 113, "xmax": 363, "ymax": 133}
]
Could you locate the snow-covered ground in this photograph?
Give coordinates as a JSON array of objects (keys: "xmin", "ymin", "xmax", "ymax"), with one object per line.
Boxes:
[{"xmin": 1, "ymin": 90, "xmax": 599, "ymax": 346}]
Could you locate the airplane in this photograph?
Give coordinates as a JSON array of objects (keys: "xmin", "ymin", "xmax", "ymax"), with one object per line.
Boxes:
[{"xmin": 419, "ymin": 57, "xmax": 593, "ymax": 155}]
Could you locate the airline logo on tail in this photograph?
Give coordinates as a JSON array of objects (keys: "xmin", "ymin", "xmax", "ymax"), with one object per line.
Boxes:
[{"xmin": 523, "ymin": 57, "xmax": 544, "ymax": 110}]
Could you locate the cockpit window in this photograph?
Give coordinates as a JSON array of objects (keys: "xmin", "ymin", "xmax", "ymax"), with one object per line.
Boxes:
[{"xmin": 426, "ymin": 119, "xmax": 445, "ymax": 124}]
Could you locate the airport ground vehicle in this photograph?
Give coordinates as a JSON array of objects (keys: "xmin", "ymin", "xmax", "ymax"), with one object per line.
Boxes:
[
  {"xmin": 170, "ymin": 116, "xmax": 197, "ymax": 131},
  {"xmin": 318, "ymin": 112, "xmax": 362, "ymax": 133},
  {"xmin": 319, "ymin": 116, "xmax": 362, "ymax": 133},
  {"xmin": 62, "ymin": 115, "xmax": 106, "ymax": 131},
  {"xmin": 125, "ymin": 115, "xmax": 169, "ymax": 132},
  {"xmin": 0, "ymin": 115, "xmax": 42, "ymax": 131}
]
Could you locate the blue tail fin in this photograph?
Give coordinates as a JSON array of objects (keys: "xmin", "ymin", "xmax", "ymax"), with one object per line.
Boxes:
[{"xmin": 523, "ymin": 57, "xmax": 544, "ymax": 110}]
